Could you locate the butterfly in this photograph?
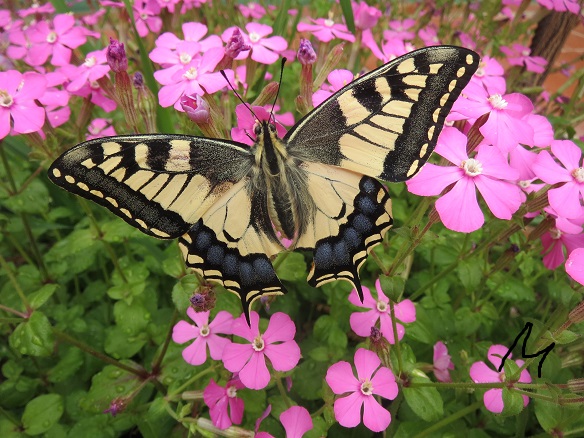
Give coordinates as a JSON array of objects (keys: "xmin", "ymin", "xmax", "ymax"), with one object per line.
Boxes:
[{"xmin": 49, "ymin": 46, "xmax": 479, "ymax": 324}]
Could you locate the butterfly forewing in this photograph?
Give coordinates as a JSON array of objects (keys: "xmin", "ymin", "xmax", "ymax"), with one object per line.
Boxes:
[
  {"xmin": 49, "ymin": 134, "xmax": 254, "ymax": 239},
  {"xmin": 285, "ymin": 46, "xmax": 480, "ymax": 182}
]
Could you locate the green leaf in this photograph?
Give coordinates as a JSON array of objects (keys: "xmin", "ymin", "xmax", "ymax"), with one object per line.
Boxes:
[
  {"xmin": 339, "ymin": 0, "xmax": 355, "ymax": 33},
  {"xmin": 379, "ymin": 276, "xmax": 405, "ymax": 301},
  {"xmin": 457, "ymin": 259, "xmax": 482, "ymax": 290},
  {"xmin": 402, "ymin": 377, "xmax": 444, "ymax": 422},
  {"xmin": 9, "ymin": 311, "xmax": 54, "ymax": 357},
  {"xmin": 0, "ymin": 417, "xmax": 26, "ymax": 438},
  {"xmin": 3, "ymin": 179, "xmax": 50, "ymax": 214},
  {"xmin": 500, "ymin": 387, "xmax": 525, "ymax": 417},
  {"xmin": 313, "ymin": 315, "xmax": 347, "ymax": 349},
  {"xmin": 137, "ymin": 397, "xmax": 176, "ymax": 438},
  {"xmin": 47, "ymin": 347, "xmax": 84, "ymax": 383},
  {"xmin": 29, "ymin": 284, "xmax": 58, "ymax": 309},
  {"xmin": 488, "ymin": 274, "xmax": 535, "ymax": 302},
  {"xmin": 81, "ymin": 364, "xmax": 142, "ymax": 413},
  {"xmin": 22, "ymin": 394, "xmax": 64, "ymax": 436},
  {"xmin": 534, "ymin": 397, "xmax": 561, "ymax": 431},
  {"xmin": 454, "ymin": 307, "xmax": 481, "ymax": 336},
  {"xmin": 108, "ymin": 261, "xmax": 149, "ymax": 301},
  {"xmin": 293, "ymin": 360, "xmax": 328, "ymax": 400},
  {"xmin": 276, "ymin": 252, "xmax": 307, "ymax": 282},
  {"xmin": 113, "ymin": 300, "xmax": 151, "ymax": 334},
  {"xmin": 552, "ymin": 330, "xmax": 579, "ymax": 345},
  {"xmin": 267, "ymin": 395, "xmax": 291, "ymax": 419},
  {"xmin": 104, "ymin": 326, "xmax": 148, "ymax": 359},
  {"xmin": 305, "ymin": 416, "xmax": 328, "ymax": 438},
  {"xmin": 239, "ymin": 389, "xmax": 267, "ymax": 416}
]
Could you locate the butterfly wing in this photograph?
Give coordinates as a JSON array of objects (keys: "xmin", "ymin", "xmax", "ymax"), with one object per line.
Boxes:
[
  {"xmin": 292, "ymin": 162, "xmax": 392, "ymax": 295},
  {"xmin": 285, "ymin": 46, "xmax": 480, "ymax": 181},
  {"xmin": 49, "ymin": 134, "xmax": 254, "ymax": 239},
  {"xmin": 178, "ymin": 178, "xmax": 285, "ymax": 322},
  {"xmin": 285, "ymin": 46, "xmax": 479, "ymax": 298},
  {"xmin": 49, "ymin": 134, "xmax": 284, "ymax": 322}
]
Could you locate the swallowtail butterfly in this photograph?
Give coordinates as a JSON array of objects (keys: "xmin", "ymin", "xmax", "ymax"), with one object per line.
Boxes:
[{"xmin": 49, "ymin": 46, "xmax": 479, "ymax": 323}]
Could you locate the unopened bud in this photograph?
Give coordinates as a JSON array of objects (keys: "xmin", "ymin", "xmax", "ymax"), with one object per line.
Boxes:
[
  {"xmin": 180, "ymin": 94, "xmax": 210, "ymax": 124},
  {"xmin": 298, "ymin": 38, "xmax": 316, "ymax": 65},
  {"xmin": 567, "ymin": 377, "xmax": 584, "ymax": 393},
  {"xmin": 225, "ymin": 28, "xmax": 251, "ymax": 59},
  {"xmin": 106, "ymin": 38, "xmax": 128, "ymax": 73},
  {"xmin": 252, "ymin": 82, "xmax": 279, "ymax": 107},
  {"xmin": 190, "ymin": 284, "xmax": 216, "ymax": 312},
  {"xmin": 313, "ymin": 42, "xmax": 345, "ymax": 90},
  {"xmin": 568, "ymin": 300, "xmax": 584, "ymax": 324},
  {"xmin": 133, "ymin": 72, "xmax": 144, "ymax": 89},
  {"xmin": 104, "ymin": 397, "xmax": 126, "ymax": 417}
]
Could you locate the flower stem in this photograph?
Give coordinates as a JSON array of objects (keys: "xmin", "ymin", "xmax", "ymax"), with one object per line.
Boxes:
[{"xmin": 412, "ymin": 401, "xmax": 482, "ymax": 438}]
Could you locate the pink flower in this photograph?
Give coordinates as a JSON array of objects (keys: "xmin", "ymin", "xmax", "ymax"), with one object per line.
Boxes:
[
  {"xmin": 312, "ymin": 69, "xmax": 354, "ymax": 107},
  {"xmin": 533, "ymin": 140, "xmax": 584, "ymax": 219},
  {"xmin": 471, "ymin": 56, "xmax": 506, "ymax": 92},
  {"xmin": 63, "ymin": 49, "xmax": 111, "ymax": 92},
  {"xmin": 38, "ymin": 71, "xmax": 70, "ymax": 129},
  {"xmin": 383, "ymin": 19, "xmax": 417, "ymax": 40},
  {"xmin": 540, "ymin": 209, "xmax": 584, "ymax": 270},
  {"xmin": 297, "ymin": 18, "xmax": 355, "ymax": 43},
  {"xmin": 68, "ymin": 81, "xmax": 116, "ymax": 112},
  {"xmin": 450, "ymin": 81, "xmax": 534, "ymax": 153},
  {"xmin": 280, "ymin": 406, "xmax": 313, "ymax": 438},
  {"xmin": 203, "ymin": 377, "xmax": 245, "ymax": 429},
  {"xmin": 433, "ymin": 342, "xmax": 455, "ymax": 382},
  {"xmin": 500, "ymin": 44, "xmax": 547, "ymax": 74},
  {"xmin": 469, "ymin": 344, "xmax": 532, "ymax": 414},
  {"xmin": 0, "ymin": 70, "xmax": 46, "ymax": 139},
  {"xmin": 221, "ymin": 312, "xmax": 301, "ymax": 390},
  {"xmin": 326, "ymin": 348, "xmax": 398, "ymax": 432},
  {"xmin": 239, "ymin": 2, "xmax": 267, "ymax": 19},
  {"xmin": 25, "ymin": 14, "xmax": 91, "ymax": 66},
  {"xmin": 222, "ymin": 24, "xmax": 287, "ymax": 64},
  {"xmin": 153, "ymin": 49, "xmax": 231, "ymax": 111},
  {"xmin": 133, "ymin": 0, "xmax": 162, "ymax": 37},
  {"xmin": 349, "ymin": 279, "xmax": 416, "ymax": 344},
  {"xmin": 352, "ymin": 1, "xmax": 382, "ymax": 30},
  {"xmin": 537, "ymin": 0, "xmax": 580, "ymax": 14},
  {"xmin": 407, "ymin": 127, "xmax": 523, "ymax": 233},
  {"xmin": 566, "ymin": 248, "xmax": 584, "ymax": 285},
  {"xmin": 418, "ymin": 26, "xmax": 440, "ymax": 46},
  {"xmin": 231, "ymin": 104, "xmax": 294, "ymax": 146},
  {"xmin": 18, "ymin": 2, "xmax": 55, "ymax": 17},
  {"xmin": 172, "ymin": 309, "xmax": 233, "ymax": 365},
  {"xmin": 149, "ymin": 22, "xmax": 222, "ymax": 67},
  {"xmin": 86, "ymin": 118, "xmax": 116, "ymax": 140}
]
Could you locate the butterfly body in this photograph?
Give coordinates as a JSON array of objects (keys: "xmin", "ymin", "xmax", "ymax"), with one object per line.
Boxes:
[{"xmin": 49, "ymin": 46, "xmax": 480, "ymax": 322}]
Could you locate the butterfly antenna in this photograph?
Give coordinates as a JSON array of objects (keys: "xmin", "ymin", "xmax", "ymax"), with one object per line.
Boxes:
[
  {"xmin": 220, "ymin": 69, "xmax": 258, "ymax": 120},
  {"xmin": 269, "ymin": 57, "xmax": 287, "ymax": 124}
]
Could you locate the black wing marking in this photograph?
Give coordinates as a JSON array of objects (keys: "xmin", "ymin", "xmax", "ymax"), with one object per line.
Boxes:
[
  {"xmin": 285, "ymin": 46, "xmax": 479, "ymax": 182},
  {"xmin": 49, "ymin": 134, "xmax": 254, "ymax": 239}
]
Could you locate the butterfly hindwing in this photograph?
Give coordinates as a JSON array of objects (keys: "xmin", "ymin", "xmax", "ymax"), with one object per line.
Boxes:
[
  {"xmin": 178, "ymin": 178, "xmax": 285, "ymax": 322},
  {"xmin": 48, "ymin": 134, "xmax": 254, "ymax": 239},
  {"xmin": 285, "ymin": 46, "xmax": 480, "ymax": 182},
  {"xmin": 292, "ymin": 163, "xmax": 393, "ymax": 296}
]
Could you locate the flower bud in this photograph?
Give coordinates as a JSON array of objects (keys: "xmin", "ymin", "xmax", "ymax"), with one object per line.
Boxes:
[
  {"xmin": 298, "ymin": 38, "xmax": 316, "ymax": 65},
  {"xmin": 190, "ymin": 284, "xmax": 216, "ymax": 312},
  {"xmin": 104, "ymin": 397, "xmax": 126, "ymax": 417},
  {"xmin": 180, "ymin": 93, "xmax": 210, "ymax": 124},
  {"xmin": 106, "ymin": 38, "xmax": 128, "ymax": 73},
  {"xmin": 225, "ymin": 28, "xmax": 251, "ymax": 59},
  {"xmin": 133, "ymin": 72, "xmax": 144, "ymax": 89},
  {"xmin": 568, "ymin": 300, "xmax": 584, "ymax": 324},
  {"xmin": 567, "ymin": 377, "xmax": 584, "ymax": 393}
]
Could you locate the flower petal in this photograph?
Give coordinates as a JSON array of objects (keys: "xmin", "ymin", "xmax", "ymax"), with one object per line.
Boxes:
[
  {"xmin": 326, "ymin": 361, "xmax": 359, "ymax": 395},
  {"xmin": 172, "ymin": 320, "xmax": 198, "ymax": 344},
  {"xmin": 533, "ymin": 150, "xmax": 571, "ymax": 184},
  {"xmin": 239, "ymin": 352, "xmax": 270, "ymax": 390},
  {"xmin": 280, "ymin": 406, "xmax": 313, "ymax": 438},
  {"xmin": 181, "ymin": 336, "xmax": 208, "ymax": 365},
  {"xmin": 222, "ymin": 342, "xmax": 253, "ymax": 373},
  {"xmin": 548, "ymin": 183, "xmax": 583, "ymax": 219},
  {"xmin": 206, "ymin": 334, "xmax": 231, "ymax": 361},
  {"xmin": 483, "ymin": 388, "xmax": 504, "ymax": 414},
  {"xmin": 474, "ymin": 176, "xmax": 522, "ymax": 220},
  {"xmin": 362, "ymin": 395, "xmax": 391, "ymax": 432},
  {"xmin": 354, "ymin": 348, "xmax": 381, "ymax": 381},
  {"xmin": 436, "ymin": 178, "xmax": 484, "ymax": 233},
  {"xmin": 469, "ymin": 361, "xmax": 500, "ymax": 383},
  {"xmin": 348, "ymin": 285, "xmax": 377, "ymax": 308},
  {"xmin": 333, "ymin": 392, "xmax": 363, "ymax": 428},
  {"xmin": 566, "ymin": 248, "xmax": 584, "ymax": 285},
  {"xmin": 551, "ymin": 140, "xmax": 582, "ymax": 171},
  {"xmin": 264, "ymin": 340, "xmax": 301, "ymax": 372},
  {"xmin": 349, "ymin": 309, "xmax": 379, "ymax": 337},
  {"xmin": 370, "ymin": 367, "xmax": 398, "ymax": 400},
  {"xmin": 394, "ymin": 299, "xmax": 416, "ymax": 323},
  {"xmin": 263, "ymin": 312, "xmax": 296, "ymax": 343}
]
